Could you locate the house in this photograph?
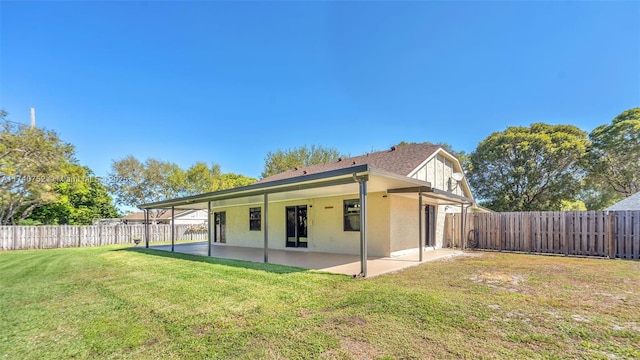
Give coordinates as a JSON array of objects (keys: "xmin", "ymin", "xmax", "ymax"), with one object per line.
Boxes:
[
  {"xmin": 606, "ymin": 191, "xmax": 640, "ymax": 211},
  {"xmin": 139, "ymin": 143, "xmax": 478, "ymax": 277},
  {"xmin": 122, "ymin": 209, "xmax": 208, "ymax": 225}
]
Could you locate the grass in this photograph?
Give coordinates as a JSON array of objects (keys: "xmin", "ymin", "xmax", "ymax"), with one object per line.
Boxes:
[{"xmin": 1, "ymin": 247, "xmax": 639, "ymax": 360}]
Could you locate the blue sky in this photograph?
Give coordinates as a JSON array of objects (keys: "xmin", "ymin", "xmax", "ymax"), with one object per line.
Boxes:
[{"xmin": 1, "ymin": 1, "xmax": 639, "ymax": 180}]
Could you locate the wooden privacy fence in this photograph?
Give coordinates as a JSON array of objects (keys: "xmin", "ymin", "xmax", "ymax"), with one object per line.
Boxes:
[
  {"xmin": 0, "ymin": 224, "xmax": 208, "ymax": 251},
  {"xmin": 446, "ymin": 211, "xmax": 640, "ymax": 260}
]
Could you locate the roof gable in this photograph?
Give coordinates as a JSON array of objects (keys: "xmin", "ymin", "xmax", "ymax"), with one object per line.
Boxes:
[
  {"xmin": 607, "ymin": 192, "xmax": 640, "ymax": 211},
  {"xmin": 258, "ymin": 143, "xmax": 441, "ymax": 184}
]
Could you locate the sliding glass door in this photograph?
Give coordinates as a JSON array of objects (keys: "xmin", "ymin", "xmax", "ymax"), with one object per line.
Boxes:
[{"xmin": 285, "ymin": 206, "xmax": 307, "ymax": 248}]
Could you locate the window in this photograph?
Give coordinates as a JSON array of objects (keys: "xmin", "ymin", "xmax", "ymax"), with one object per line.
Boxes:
[
  {"xmin": 343, "ymin": 199, "xmax": 360, "ymax": 231},
  {"xmin": 249, "ymin": 207, "xmax": 261, "ymax": 231}
]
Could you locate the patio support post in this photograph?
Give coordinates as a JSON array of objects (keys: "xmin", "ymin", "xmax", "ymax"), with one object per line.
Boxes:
[
  {"xmin": 358, "ymin": 177, "xmax": 368, "ymax": 277},
  {"xmin": 460, "ymin": 203, "xmax": 465, "ymax": 249},
  {"xmin": 144, "ymin": 209, "xmax": 149, "ymax": 248},
  {"xmin": 264, "ymin": 193, "xmax": 269, "ymax": 263},
  {"xmin": 171, "ymin": 206, "xmax": 175, "ymax": 252},
  {"xmin": 207, "ymin": 202, "xmax": 212, "ymax": 257},
  {"xmin": 418, "ymin": 192, "xmax": 423, "ymax": 262}
]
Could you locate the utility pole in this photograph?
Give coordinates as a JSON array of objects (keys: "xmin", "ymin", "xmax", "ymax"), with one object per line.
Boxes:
[{"xmin": 30, "ymin": 107, "xmax": 36, "ymax": 129}]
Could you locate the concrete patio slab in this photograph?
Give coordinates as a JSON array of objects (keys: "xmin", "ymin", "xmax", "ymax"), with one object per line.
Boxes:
[{"xmin": 148, "ymin": 241, "xmax": 463, "ymax": 278}]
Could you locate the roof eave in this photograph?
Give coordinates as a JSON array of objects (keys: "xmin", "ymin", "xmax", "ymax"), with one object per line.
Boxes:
[{"xmin": 139, "ymin": 164, "xmax": 370, "ymax": 209}]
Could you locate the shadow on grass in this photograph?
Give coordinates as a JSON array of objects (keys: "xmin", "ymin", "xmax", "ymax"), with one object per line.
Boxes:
[{"xmin": 116, "ymin": 246, "xmax": 309, "ymax": 275}]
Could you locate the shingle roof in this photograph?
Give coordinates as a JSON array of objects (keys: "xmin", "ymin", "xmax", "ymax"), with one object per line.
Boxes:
[
  {"xmin": 122, "ymin": 210, "xmax": 188, "ymax": 220},
  {"xmin": 606, "ymin": 191, "xmax": 640, "ymax": 211},
  {"xmin": 258, "ymin": 143, "xmax": 442, "ymax": 183}
]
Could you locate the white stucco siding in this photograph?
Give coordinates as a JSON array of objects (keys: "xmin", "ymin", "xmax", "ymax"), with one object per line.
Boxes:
[
  {"xmin": 208, "ymin": 192, "xmax": 391, "ymax": 257},
  {"xmin": 389, "ymin": 194, "xmax": 420, "ymax": 253},
  {"xmin": 434, "ymin": 205, "xmax": 445, "ymax": 248},
  {"xmin": 224, "ymin": 206, "xmax": 263, "ymax": 248},
  {"xmin": 389, "ymin": 195, "xmax": 450, "ymax": 252}
]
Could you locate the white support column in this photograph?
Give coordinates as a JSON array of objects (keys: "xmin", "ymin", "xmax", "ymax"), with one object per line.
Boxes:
[{"xmin": 264, "ymin": 193, "xmax": 269, "ymax": 263}]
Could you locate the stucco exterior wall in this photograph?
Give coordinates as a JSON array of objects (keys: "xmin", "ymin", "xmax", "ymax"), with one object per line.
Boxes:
[
  {"xmin": 389, "ymin": 194, "xmax": 420, "ymax": 253},
  {"xmin": 388, "ymin": 195, "xmax": 450, "ymax": 252},
  {"xmin": 209, "ymin": 192, "xmax": 391, "ymax": 257}
]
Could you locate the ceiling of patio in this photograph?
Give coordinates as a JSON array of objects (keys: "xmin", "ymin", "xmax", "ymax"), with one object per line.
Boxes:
[{"xmin": 167, "ymin": 173, "xmax": 470, "ymax": 211}]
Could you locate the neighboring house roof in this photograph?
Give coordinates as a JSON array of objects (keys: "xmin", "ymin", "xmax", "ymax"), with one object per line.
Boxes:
[
  {"xmin": 123, "ymin": 210, "xmax": 188, "ymax": 220},
  {"xmin": 606, "ymin": 192, "xmax": 640, "ymax": 211},
  {"xmin": 258, "ymin": 143, "xmax": 441, "ymax": 183}
]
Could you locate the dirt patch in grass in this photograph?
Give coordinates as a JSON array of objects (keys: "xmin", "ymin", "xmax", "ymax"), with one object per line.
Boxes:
[{"xmin": 321, "ymin": 337, "xmax": 383, "ymax": 360}]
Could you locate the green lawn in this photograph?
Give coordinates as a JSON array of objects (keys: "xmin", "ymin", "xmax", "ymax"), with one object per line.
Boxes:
[{"xmin": 1, "ymin": 246, "xmax": 638, "ymax": 360}]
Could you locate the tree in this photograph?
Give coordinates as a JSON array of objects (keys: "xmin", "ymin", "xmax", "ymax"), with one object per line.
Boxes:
[
  {"xmin": 261, "ymin": 145, "xmax": 345, "ymax": 178},
  {"xmin": 107, "ymin": 156, "xmax": 184, "ymax": 219},
  {"xmin": 184, "ymin": 162, "xmax": 221, "ymax": 194},
  {"xmin": 183, "ymin": 162, "xmax": 255, "ymax": 194},
  {"xmin": 27, "ymin": 164, "xmax": 120, "ymax": 225},
  {"xmin": 467, "ymin": 123, "xmax": 589, "ymax": 211},
  {"xmin": 0, "ymin": 110, "xmax": 75, "ymax": 224},
  {"xmin": 588, "ymin": 107, "xmax": 640, "ymax": 198},
  {"xmin": 219, "ymin": 173, "xmax": 256, "ymax": 189},
  {"xmin": 108, "ymin": 157, "xmax": 257, "ymax": 218}
]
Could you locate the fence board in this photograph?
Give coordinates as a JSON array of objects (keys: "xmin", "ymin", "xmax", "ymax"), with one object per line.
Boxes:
[
  {"xmin": 0, "ymin": 224, "xmax": 209, "ymax": 251},
  {"xmin": 453, "ymin": 210, "xmax": 639, "ymax": 260}
]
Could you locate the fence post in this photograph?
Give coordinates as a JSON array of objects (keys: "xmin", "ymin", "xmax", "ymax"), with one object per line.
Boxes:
[
  {"xmin": 607, "ymin": 212, "xmax": 615, "ymax": 259},
  {"xmin": 563, "ymin": 212, "xmax": 570, "ymax": 256}
]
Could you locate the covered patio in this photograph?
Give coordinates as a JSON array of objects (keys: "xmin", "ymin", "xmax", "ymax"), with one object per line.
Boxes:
[
  {"xmin": 139, "ymin": 164, "xmax": 474, "ymax": 277},
  {"xmin": 149, "ymin": 241, "xmax": 464, "ymax": 278}
]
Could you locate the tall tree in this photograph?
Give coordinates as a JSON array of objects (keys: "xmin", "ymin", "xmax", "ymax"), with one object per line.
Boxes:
[
  {"xmin": 467, "ymin": 123, "xmax": 589, "ymax": 211},
  {"xmin": 108, "ymin": 157, "xmax": 257, "ymax": 218},
  {"xmin": 0, "ymin": 110, "xmax": 75, "ymax": 224},
  {"xmin": 183, "ymin": 162, "xmax": 255, "ymax": 194},
  {"xmin": 107, "ymin": 156, "xmax": 184, "ymax": 219},
  {"xmin": 27, "ymin": 164, "xmax": 120, "ymax": 225},
  {"xmin": 588, "ymin": 107, "xmax": 640, "ymax": 198},
  {"xmin": 261, "ymin": 145, "xmax": 344, "ymax": 178},
  {"xmin": 184, "ymin": 162, "xmax": 221, "ymax": 194}
]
